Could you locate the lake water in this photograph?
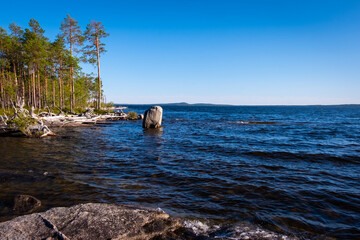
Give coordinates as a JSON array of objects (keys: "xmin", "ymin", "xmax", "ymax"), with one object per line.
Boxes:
[{"xmin": 1, "ymin": 105, "xmax": 360, "ymax": 239}]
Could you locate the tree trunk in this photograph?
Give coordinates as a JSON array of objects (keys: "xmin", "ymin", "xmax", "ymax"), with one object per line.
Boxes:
[
  {"xmin": 32, "ymin": 65, "xmax": 36, "ymax": 108},
  {"xmin": 0, "ymin": 69, "xmax": 4, "ymax": 109},
  {"xmin": 52, "ymin": 66, "xmax": 55, "ymax": 107},
  {"xmin": 72, "ymin": 69, "xmax": 75, "ymax": 108},
  {"xmin": 28, "ymin": 68, "xmax": 31, "ymax": 106},
  {"xmin": 44, "ymin": 66, "xmax": 47, "ymax": 107},
  {"xmin": 96, "ymin": 36, "xmax": 101, "ymax": 110},
  {"xmin": 70, "ymin": 67, "xmax": 73, "ymax": 112},
  {"xmin": 70, "ymin": 29, "xmax": 74, "ymax": 112},
  {"xmin": 13, "ymin": 63, "xmax": 18, "ymax": 98},
  {"xmin": 37, "ymin": 68, "xmax": 41, "ymax": 109},
  {"xmin": 59, "ymin": 61, "xmax": 63, "ymax": 109}
]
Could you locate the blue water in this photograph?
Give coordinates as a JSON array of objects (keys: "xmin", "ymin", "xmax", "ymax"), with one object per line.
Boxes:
[{"xmin": 1, "ymin": 105, "xmax": 360, "ymax": 239}]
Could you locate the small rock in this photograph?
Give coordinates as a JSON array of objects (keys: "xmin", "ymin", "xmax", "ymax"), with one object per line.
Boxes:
[
  {"xmin": 138, "ymin": 114, "xmax": 144, "ymax": 120},
  {"xmin": 13, "ymin": 195, "xmax": 41, "ymax": 214}
]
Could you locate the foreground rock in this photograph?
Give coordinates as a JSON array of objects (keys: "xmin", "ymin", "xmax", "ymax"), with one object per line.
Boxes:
[
  {"xmin": 0, "ymin": 203, "xmax": 181, "ymax": 240},
  {"xmin": 143, "ymin": 106, "xmax": 163, "ymax": 129},
  {"xmin": 0, "ymin": 203, "xmax": 297, "ymax": 239}
]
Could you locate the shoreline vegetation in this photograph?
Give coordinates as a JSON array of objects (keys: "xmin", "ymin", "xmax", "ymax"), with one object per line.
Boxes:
[
  {"xmin": 0, "ymin": 99, "xmax": 140, "ymax": 137},
  {"xmin": 0, "ymin": 15, "xmax": 109, "ymax": 114},
  {"xmin": 0, "ymin": 15, "xmax": 126, "ymax": 137}
]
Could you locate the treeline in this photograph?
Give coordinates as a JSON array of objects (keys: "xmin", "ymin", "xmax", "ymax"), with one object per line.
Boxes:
[{"xmin": 0, "ymin": 15, "xmax": 109, "ymax": 111}]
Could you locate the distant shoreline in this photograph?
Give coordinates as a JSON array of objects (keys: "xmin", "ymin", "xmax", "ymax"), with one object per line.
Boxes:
[{"xmin": 116, "ymin": 102, "xmax": 360, "ymax": 107}]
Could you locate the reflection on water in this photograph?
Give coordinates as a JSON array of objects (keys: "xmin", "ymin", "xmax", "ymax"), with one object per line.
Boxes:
[
  {"xmin": 143, "ymin": 127, "xmax": 164, "ymax": 137},
  {"xmin": 143, "ymin": 128, "xmax": 164, "ymax": 160},
  {"xmin": 1, "ymin": 105, "xmax": 360, "ymax": 239}
]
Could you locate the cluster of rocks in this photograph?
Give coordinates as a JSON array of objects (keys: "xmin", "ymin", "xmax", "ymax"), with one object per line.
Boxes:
[{"xmin": 114, "ymin": 109, "xmax": 126, "ymax": 117}]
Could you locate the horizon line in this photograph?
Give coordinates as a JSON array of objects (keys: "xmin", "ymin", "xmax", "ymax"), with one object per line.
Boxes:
[{"xmin": 113, "ymin": 102, "xmax": 360, "ymax": 107}]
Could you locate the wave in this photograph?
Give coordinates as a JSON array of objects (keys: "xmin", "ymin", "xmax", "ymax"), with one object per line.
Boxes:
[
  {"xmin": 230, "ymin": 121, "xmax": 281, "ymax": 125},
  {"xmin": 243, "ymin": 151, "xmax": 360, "ymax": 164},
  {"xmin": 181, "ymin": 219, "xmax": 297, "ymax": 239}
]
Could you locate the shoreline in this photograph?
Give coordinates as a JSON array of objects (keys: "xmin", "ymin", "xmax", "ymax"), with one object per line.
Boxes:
[
  {"xmin": 0, "ymin": 203, "xmax": 296, "ymax": 239},
  {"xmin": 0, "ymin": 107, "xmax": 143, "ymax": 137}
]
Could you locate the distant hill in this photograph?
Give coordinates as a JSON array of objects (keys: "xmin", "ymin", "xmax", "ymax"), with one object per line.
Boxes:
[{"xmin": 115, "ymin": 102, "xmax": 235, "ymax": 107}]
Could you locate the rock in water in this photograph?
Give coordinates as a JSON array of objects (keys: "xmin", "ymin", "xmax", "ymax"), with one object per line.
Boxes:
[
  {"xmin": 143, "ymin": 106, "xmax": 163, "ymax": 128},
  {"xmin": 13, "ymin": 195, "xmax": 41, "ymax": 214},
  {"xmin": 0, "ymin": 203, "xmax": 181, "ymax": 240}
]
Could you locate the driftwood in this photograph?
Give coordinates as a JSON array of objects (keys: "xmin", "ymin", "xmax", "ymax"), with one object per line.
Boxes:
[
  {"xmin": 41, "ymin": 109, "xmax": 137, "ymax": 127},
  {"xmin": 0, "ymin": 100, "xmax": 56, "ymax": 138},
  {"xmin": 30, "ymin": 106, "xmax": 37, "ymax": 119},
  {"xmin": 1, "ymin": 107, "xmax": 142, "ymax": 137}
]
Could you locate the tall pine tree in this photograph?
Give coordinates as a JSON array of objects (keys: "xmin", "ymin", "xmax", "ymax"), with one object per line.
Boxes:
[
  {"xmin": 60, "ymin": 15, "xmax": 83, "ymax": 112},
  {"xmin": 83, "ymin": 20, "xmax": 109, "ymax": 110}
]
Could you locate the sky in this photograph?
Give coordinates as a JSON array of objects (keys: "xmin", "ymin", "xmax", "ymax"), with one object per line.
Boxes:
[{"xmin": 1, "ymin": 0, "xmax": 360, "ymax": 105}]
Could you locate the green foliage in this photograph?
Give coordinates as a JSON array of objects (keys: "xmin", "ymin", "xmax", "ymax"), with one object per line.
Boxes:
[
  {"xmin": 82, "ymin": 21, "xmax": 109, "ymax": 63},
  {"xmin": 7, "ymin": 115, "xmax": 37, "ymax": 135},
  {"xmin": 0, "ymin": 108, "xmax": 15, "ymax": 116},
  {"xmin": 74, "ymin": 108, "xmax": 87, "ymax": 114},
  {"xmin": 94, "ymin": 109, "xmax": 108, "ymax": 115},
  {"xmin": 50, "ymin": 108, "xmax": 61, "ymax": 114},
  {"xmin": 0, "ymin": 17, "xmax": 108, "ymax": 111},
  {"xmin": 60, "ymin": 15, "xmax": 83, "ymax": 53},
  {"xmin": 82, "ymin": 20, "xmax": 109, "ymax": 110},
  {"xmin": 127, "ymin": 111, "xmax": 138, "ymax": 120},
  {"xmin": 103, "ymin": 101, "xmax": 114, "ymax": 108}
]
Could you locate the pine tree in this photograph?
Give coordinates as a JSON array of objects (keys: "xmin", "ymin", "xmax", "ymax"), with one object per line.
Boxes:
[
  {"xmin": 8, "ymin": 22, "xmax": 23, "ymax": 100},
  {"xmin": 83, "ymin": 20, "xmax": 109, "ymax": 110},
  {"xmin": 0, "ymin": 18, "xmax": 98, "ymax": 111},
  {"xmin": 22, "ymin": 19, "xmax": 48, "ymax": 108},
  {"xmin": 60, "ymin": 15, "xmax": 83, "ymax": 112}
]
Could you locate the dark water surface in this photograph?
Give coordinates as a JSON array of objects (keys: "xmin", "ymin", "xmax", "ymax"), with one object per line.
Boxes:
[{"xmin": 1, "ymin": 105, "xmax": 360, "ymax": 239}]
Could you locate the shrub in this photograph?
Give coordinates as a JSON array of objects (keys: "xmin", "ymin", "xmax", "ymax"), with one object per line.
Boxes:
[
  {"xmin": 94, "ymin": 109, "xmax": 108, "ymax": 115},
  {"xmin": 74, "ymin": 108, "xmax": 87, "ymax": 114},
  {"xmin": 7, "ymin": 115, "xmax": 37, "ymax": 136},
  {"xmin": 127, "ymin": 111, "xmax": 138, "ymax": 120},
  {"xmin": 0, "ymin": 108, "xmax": 15, "ymax": 116}
]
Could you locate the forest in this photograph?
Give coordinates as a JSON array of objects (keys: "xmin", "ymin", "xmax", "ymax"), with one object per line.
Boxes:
[{"xmin": 0, "ymin": 15, "xmax": 109, "ymax": 112}]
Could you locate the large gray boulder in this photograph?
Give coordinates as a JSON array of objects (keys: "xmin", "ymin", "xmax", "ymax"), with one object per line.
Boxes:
[
  {"xmin": 0, "ymin": 203, "xmax": 181, "ymax": 240},
  {"xmin": 142, "ymin": 106, "xmax": 163, "ymax": 128}
]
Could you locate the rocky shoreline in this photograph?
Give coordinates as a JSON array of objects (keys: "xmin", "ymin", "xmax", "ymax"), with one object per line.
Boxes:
[
  {"xmin": 0, "ymin": 203, "xmax": 183, "ymax": 240},
  {"xmin": 0, "ymin": 203, "xmax": 296, "ymax": 240},
  {"xmin": 0, "ymin": 104, "xmax": 164, "ymax": 137}
]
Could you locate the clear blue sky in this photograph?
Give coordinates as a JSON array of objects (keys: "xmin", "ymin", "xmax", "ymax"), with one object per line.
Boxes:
[{"xmin": 1, "ymin": 0, "xmax": 360, "ymax": 105}]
